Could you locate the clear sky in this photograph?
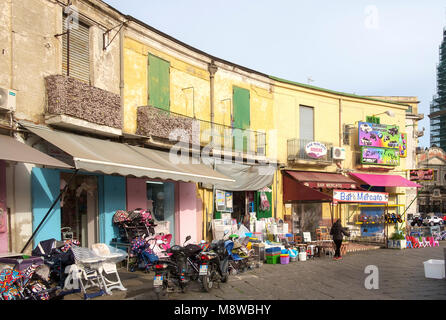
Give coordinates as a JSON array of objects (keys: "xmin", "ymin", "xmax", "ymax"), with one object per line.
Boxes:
[{"xmin": 104, "ymin": 0, "xmax": 445, "ymax": 148}]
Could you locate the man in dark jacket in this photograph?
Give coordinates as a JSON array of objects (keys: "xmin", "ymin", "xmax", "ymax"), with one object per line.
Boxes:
[{"xmin": 330, "ymin": 219, "xmax": 350, "ymax": 260}]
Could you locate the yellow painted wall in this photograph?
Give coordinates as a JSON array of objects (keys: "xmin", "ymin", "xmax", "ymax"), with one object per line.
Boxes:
[{"xmin": 123, "ymin": 33, "xmax": 412, "ymax": 240}]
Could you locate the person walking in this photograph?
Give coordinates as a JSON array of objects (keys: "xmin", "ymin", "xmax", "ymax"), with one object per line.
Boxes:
[{"xmin": 330, "ymin": 219, "xmax": 350, "ymax": 260}]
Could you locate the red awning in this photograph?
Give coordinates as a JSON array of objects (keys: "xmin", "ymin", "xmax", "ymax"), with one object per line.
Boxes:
[
  {"xmin": 283, "ymin": 174, "xmax": 332, "ymax": 202},
  {"xmin": 349, "ymin": 172, "xmax": 422, "ymax": 188},
  {"xmin": 285, "ymin": 171, "xmax": 359, "ymax": 189}
]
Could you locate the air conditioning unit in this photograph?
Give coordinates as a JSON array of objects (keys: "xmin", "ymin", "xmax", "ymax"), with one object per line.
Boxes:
[
  {"xmin": 0, "ymin": 88, "xmax": 16, "ymax": 112},
  {"xmin": 332, "ymin": 147, "xmax": 346, "ymax": 160}
]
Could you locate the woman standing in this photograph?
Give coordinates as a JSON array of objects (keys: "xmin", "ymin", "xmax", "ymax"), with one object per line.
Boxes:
[{"xmin": 330, "ymin": 219, "xmax": 350, "ymax": 260}]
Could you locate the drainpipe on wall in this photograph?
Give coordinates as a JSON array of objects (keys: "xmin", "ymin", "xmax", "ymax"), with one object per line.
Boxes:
[
  {"xmin": 119, "ymin": 23, "xmax": 125, "ymax": 132},
  {"xmin": 208, "ymin": 62, "xmax": 218, "ymax": 240},
  {"xmin": 339, "ymin": 98, "xmax": 343, "ymax": 147},
  {"xmin": 208, "ymin": 62, "xmax": 218, "ymax": 146}
]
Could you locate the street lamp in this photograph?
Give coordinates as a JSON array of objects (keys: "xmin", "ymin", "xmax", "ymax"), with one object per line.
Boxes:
[{"xmin": 372, "ymin": 110, "xmax": 395, "ymax": 118}]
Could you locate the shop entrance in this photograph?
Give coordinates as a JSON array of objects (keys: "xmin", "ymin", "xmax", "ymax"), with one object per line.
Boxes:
[
  {"xmin": 292, "ymin": 202, "xmax": 322, "ymax": 237},
  {"xmin": 60, "ymin": 173, "xmax": 98, "ymax": 248},
  {"xmin": 232, "ymin": 191, "xmax": 247, "ymax": 224}
]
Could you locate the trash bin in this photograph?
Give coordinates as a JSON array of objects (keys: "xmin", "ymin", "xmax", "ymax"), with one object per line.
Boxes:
[{"xmin": 423, "ymin": 259, "xmax": 445, "ymax": 279}]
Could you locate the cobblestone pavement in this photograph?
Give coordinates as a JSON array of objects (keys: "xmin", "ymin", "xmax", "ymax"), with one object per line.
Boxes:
[{"xmin": 64, "ymin": 243, "xmax": 446, "ymax": 300}]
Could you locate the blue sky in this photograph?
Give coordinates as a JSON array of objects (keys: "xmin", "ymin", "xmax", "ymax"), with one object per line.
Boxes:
[{"xmin": 104, "ymin": 0, "xmax": 445, "ymax": 148}]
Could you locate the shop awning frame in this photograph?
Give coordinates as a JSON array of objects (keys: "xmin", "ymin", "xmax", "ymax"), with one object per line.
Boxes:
[
  {"xmin": 0, "ymin": 134, "xmax": 72, "ymax": 168},
  {"xmin": 21, "ymin": 123, "xmax": 234, "ymax": 185},
  {"xmin": 285, "ymin": 170, "xmax": 360, "ymax": 190},
  {"xmin": 349, "ymin": 172, "xmax": 422, "ymax": 188}
]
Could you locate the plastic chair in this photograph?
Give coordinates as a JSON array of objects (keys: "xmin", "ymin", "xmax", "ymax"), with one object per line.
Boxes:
[
  {"xmin": 422, "ymin": 237, "xmax": 431, "ymax": 247},
  {"xmin": 70, "ymin": 246, "xmax": 106, "ymax": 300},
  {"xmin": 91, "ymin": 243, "xmax": 127, "ymax": 295},
  {"xmin": 428, "ymin": 236, "xmax": 440, "ymax": 247},
  {"xmin": 405, "ymin": 236, "xmax": 413, "ymax": 248},
  {"xmin": 410, "ymin": 236, "xmax": 420, "ymax": 248}
]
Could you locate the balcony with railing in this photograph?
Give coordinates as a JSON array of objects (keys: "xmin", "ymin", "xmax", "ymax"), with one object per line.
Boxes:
[
  {"xmin": 136, "ymin": 105, "xmax": 267, "ymax": 157},
  {"xmin": 44, "ymin": 75, "xmax": 122, "ymax": 137},
  {"xmin": 287, "ymin": 138, "xmax": 333, "ymax": 164}
]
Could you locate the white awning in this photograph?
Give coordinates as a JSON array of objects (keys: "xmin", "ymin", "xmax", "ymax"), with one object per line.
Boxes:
[{"xmin": 23, "ymin": 124, "xmax": 234, "ymax": 185}]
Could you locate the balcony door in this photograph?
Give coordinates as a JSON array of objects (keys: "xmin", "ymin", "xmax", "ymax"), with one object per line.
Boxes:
[
  {"xmin": 299, "ymin": 105, "xmax": 314, "ymax": 157},
  {"xmin": 233, "ymin": 86, "xmax": 250, "ymax": 152}
]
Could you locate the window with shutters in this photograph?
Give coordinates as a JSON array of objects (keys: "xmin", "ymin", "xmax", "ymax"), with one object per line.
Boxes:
[
  {"xmin": 232, "ymin": 86, "xmax": 250, "ymax": 152},
  {"xmin": 62, "ymin": 15, "xmax": 90, "ymax": 83},
  {"xmin": 148, "ymin": 54, "xmax": 170, "ymax": 111},
  {"xmin": 299, "ymin": 105, "xmax": 314, "ymax": 141}
]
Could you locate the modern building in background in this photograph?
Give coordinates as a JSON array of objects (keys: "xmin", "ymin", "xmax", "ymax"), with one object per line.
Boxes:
[{"xmin": 430, "ymin": 28, "xmax": 446, "ymax": 149}]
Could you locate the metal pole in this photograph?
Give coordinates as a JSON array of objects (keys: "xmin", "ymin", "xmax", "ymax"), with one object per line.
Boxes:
[{"xmin": 21, "ymin": 169, "xmax": 78, "ymax": 253}]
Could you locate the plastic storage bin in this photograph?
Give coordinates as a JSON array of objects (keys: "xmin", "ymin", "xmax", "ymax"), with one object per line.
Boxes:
[
  {"xmin": 423, "ymin": 259, "xmax": 445, "ymax": 279},
  {"xmin": 266, "ymin": 255, "xmax": 280, "ymax": 264},
  {"xmin": 280, "ymin": 254, "xmax": 290, "ymax": 264},
  {"xmin": 298, "ymin": 251, "xmax": 307, "ymax": 262}
]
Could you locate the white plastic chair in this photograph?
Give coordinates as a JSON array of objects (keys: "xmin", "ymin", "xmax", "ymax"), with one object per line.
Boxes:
[
  {"xmin": 91, "ymin": 243, "xmax": 127, "ymax": 295},
  {"xmin": 70, "ymin": 246, "xmax": 106, "ymax": 299}
]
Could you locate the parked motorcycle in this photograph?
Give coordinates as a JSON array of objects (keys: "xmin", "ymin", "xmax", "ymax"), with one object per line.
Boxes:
[
  {"xmin": 198, "ymin": 239, "xmax": 230, "ymax": 292},
  {"xmin": 152, "ymin": 235, "xmax": 202, "ymax": 299}
]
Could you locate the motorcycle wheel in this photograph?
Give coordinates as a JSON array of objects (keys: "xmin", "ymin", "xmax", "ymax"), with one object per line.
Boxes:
[
  {"xmin": 200, "ymin": 274, "xmax": 214, "ymax": 292},
  {"xmin": 221, "ymin": 273, "xmax": 228, "ymax": 283}
]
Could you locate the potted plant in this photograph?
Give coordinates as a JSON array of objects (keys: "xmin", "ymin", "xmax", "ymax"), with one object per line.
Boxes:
[{"xmin": 389, "ymin": 225, "xmax": 406, "ymax": 249}]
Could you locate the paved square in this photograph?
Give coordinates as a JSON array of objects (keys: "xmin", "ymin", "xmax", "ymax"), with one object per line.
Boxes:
[{"xmin": 65, "ymin": 243, "xmax": 446, "ymax": 300}]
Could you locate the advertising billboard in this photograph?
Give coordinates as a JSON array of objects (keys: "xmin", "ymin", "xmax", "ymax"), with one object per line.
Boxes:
[
  {"xmin": 361, "ymin": 147, "xmax": 400, "ymax": 166},
  {"xmin": 358, "ymin": 121, "xmax": 400, "ymax": 149},
  {"xmin": 409, "ymin": 169, "xmax": 434, "ymax": 181}
]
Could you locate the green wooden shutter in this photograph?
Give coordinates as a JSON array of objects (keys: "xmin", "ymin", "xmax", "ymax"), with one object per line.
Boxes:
[
  {"xmin": 148, "ymin": 54, "xmax": 170, "ymax": 111},
  {"xmin": 233, "ymin": 87, "xmax": 250, "ymax": 152},
  {"xmin": 233, "ymin": 87, "xmax": 250, "ymax": 129}
]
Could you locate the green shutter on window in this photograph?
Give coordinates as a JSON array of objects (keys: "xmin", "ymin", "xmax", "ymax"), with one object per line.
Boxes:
[
  {"xmin": 233, "ymin": 87, "xmax": 250, "ymax": 129},
  {"xmin": 233, "ymin": 87, "xmax": 250, "ymax": 152},
  {"xmin": 148, "ymin": 54, "xmax": 170, "ymax": 111}
]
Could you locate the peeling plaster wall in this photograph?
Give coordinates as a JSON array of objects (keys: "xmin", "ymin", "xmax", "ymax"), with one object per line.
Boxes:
[{"xmin": 0, "ymin": 0, "xmax": 123, "ymax": 252}]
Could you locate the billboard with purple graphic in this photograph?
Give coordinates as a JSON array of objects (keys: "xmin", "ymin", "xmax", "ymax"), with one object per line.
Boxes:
[{"xmin": 358, "ymin": 122, "xmax": 400, "ymax": 149}]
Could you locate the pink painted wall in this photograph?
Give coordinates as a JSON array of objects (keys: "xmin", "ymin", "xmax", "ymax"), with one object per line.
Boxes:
[
  {"xmin": 196, "ymin": 197, "xmax": 203, "ymax": 242},
  {"xmin": 126, "ymin": 178, "xmax": 201, "ymax": 245},
  {"xmin": 126, "ymin": 178, "xmax": 147, "ymax": 211},
  {"xmin": 177, "ymin": 182, "xmax": 199, "ymax": 244},
  {"xmin": 0, "ymin": 161, "xmax": 8, "ymax": 253}
]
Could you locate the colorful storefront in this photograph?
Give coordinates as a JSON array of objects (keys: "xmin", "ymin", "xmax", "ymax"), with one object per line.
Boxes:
[
  {"xmin": 0, "ymin": 134, "xmax": 72, "ymax": 254},
  {"xmin": 23, "ymin": 124, "xmax": 232, "ymax": 249}
]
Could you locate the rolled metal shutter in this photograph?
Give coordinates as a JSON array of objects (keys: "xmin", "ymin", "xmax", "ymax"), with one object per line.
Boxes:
[{"xmin": 62, "ymin": 15, "xmax": 90, "ymax": 83}]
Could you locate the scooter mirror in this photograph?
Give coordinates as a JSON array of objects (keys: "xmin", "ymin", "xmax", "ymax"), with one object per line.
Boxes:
[{"xmin": 185, "ymin": 235, "xmax": 192, "ymax": 242}]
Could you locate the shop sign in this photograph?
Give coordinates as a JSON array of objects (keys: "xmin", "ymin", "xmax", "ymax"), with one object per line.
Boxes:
[
  {"xmin": 305, "ymin": 142, "xmax": 327, "ymax": 159},
  {"xmin": 409, "ymin": 168, "xmax": 434, "ymax": 181},
  {"xmin": 361, "ymin": 146, "xmax": 399, "ymax": 166},
  {"xmin": 216, "ymin": 190, "xmax": 226, "ymax": 212},
  {"xmin": 216, "ymin": 190, "xmax": 233, "ymax": 212},
  {"xmin": 333, "ymin": 189, "xmax": 389, "ymax": 204},
  {"xmin": 399, "ymin": 133, "xmax": 407, "ymax": 158},
  {"xmin": 358, "ymin": 121, "xmax": 400, "ymax": 149},
  {"xmin": 303, "ymin": 182, "xmax": 357, "ymax": 189}
]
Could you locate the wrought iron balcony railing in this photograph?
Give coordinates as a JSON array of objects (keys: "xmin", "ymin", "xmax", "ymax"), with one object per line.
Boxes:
[
  {"xmin": 137, "ymin": 105, "xmax": 267, "ymax": 157},
  {"xmin": 287, "ymin": 138, "xmax": 333, "ymax": 163}
]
